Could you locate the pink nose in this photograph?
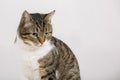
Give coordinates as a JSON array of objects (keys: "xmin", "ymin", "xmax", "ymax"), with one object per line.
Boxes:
[{"xmin": 39, "ymin": 37, "xmax": 45, "ymax": 44}]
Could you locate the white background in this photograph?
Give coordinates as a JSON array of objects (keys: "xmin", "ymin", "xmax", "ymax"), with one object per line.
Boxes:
[{"xmin": 0, "ymin": 0, "xmax": 120, "ymax": 80}]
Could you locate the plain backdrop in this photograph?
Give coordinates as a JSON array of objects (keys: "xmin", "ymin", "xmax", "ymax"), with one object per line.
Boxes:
[{"xmin": 0, "ymin": 0, "xmax": 120, "ymax": 80}]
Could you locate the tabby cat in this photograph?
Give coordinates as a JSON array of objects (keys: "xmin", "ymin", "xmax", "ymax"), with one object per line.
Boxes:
[{"xmin": 14, "ymin": 10, "xmax": 81, "ymax": 80}]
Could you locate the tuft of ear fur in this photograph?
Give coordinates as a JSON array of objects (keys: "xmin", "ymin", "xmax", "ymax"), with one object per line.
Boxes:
[
  {"xmin": 20, "ymin": 10, "xmax": 32, "ymax": 24},
  {"xmin": 44, "ymin": 10, "xmax": 55, "ymax": 23}
]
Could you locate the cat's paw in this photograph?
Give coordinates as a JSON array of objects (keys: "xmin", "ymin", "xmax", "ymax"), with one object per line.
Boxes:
[{"xmin": 39, "ymin": 68, "xmax": 46, "ymax": 75}]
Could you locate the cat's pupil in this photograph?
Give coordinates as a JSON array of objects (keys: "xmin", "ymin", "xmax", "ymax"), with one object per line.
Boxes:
[
  {"xmin": 32, "ymin": 33, "xmax": 37, "ymax": 36},
  {"xmin": 45, "ymin": 33, "xmax": 48, "ymax": 35}
]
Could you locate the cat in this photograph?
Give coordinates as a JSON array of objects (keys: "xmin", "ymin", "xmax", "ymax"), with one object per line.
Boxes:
[{"xmin": 14, "ymin": 10, "xmax": 81, "ymax": 80}]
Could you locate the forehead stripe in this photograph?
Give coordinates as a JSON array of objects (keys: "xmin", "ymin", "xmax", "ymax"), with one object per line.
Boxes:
[{"xmin": 30, "ymin": 13, "xmax": 43, "ymax": 21}]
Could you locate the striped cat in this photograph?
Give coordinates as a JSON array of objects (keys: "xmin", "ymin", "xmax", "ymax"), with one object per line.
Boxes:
[{"xmin": 15, "ymin": 10, "xmax": 81, "ymax": 80}]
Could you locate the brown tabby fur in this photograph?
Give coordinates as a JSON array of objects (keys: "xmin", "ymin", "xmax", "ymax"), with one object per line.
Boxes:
[{"xmin": 15, "ymin": 10, "xmax": 81, "ymax": 80}]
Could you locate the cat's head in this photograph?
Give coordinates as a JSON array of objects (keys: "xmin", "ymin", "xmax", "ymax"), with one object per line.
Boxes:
[{"xmin": 17, "ymin": 10, "xmax": 55, "ymax": 46}]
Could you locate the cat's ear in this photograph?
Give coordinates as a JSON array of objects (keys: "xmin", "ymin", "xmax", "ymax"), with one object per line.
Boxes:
[
  {"xmin": 44, "ymin": 10, "xmax": 55, "ymax": 23},
  {"xmin": 20, "ymin": 10, "xmax": 32, "ymax": 24}
]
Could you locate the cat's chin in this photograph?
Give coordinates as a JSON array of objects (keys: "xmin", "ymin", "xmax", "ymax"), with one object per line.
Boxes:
[{"xmin": 15, "ymin": 42, "xmax": 40, "ymax": 52}]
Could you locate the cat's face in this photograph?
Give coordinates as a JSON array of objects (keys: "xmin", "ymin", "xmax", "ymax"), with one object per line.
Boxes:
[{"xmin": 17, "ymin": 10, "xmax": 55, "ymax": 46}]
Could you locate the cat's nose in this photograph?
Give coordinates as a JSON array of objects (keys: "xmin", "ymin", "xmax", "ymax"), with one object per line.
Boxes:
[{"xmin": 39, "ymin": 37, "xmax": 45, "ymax": 44}]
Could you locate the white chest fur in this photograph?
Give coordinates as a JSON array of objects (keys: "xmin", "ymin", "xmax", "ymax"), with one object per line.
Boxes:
[{"xmin": 15, "ymin": 37, "xmax": 54, "ymax": 80}]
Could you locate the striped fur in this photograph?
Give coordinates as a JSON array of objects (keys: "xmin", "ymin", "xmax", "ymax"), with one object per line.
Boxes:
[{"xmin": 15, "ymin": 10, "xmax": 81, "ymax": 80}]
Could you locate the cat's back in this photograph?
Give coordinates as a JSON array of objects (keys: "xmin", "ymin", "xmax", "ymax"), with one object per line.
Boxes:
[
  {"xmin": 51, "ymin": 36, "xmax": 73, "ymax": 54},
  {"xmin": 51, "ymin": 36, "xmax": 80, "ymax": 80}
]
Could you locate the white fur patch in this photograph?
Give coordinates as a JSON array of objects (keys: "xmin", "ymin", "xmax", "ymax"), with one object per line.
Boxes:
[{"xmin": 15, "ymin": 35, "xmax": 54, "ymax": 80}]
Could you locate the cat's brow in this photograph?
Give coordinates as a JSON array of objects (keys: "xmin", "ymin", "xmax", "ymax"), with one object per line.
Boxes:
[
  {"xmin": 35, "ymin": 21, "xmax": 44, "ymax": 31},
  {"xmin": 35, "ymin": 20, "xmax": 41, "ymax": 27},
  {"xmin": 30, "ymin": 13, "xmax": 43, "ymax": 21},
  {"xmin": 30, "ymin": 14, "xmax": 45, "ymax": 31}
]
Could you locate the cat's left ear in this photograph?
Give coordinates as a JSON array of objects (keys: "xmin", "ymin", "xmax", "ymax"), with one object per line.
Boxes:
[
  {"xmin": 20, "ymin": 10, "xmax": 32, "ymax": 24},
  {"xmin": 44, "ymin": 10, "xmax": 55, "ymax": 23}
]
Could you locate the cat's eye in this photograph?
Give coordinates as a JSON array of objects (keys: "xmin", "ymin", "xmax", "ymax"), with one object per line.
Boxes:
[
  {"xmin": 32, "ymin": 33, "xmax": 37, "ymax": 36},
  {"xmin": 45, "ymin": 33, "xmax": 48, "ymax": 35}
]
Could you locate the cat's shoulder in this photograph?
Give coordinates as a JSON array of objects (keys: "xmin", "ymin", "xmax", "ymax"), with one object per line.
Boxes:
[{"xmin": 51, "ymin": 36, "xmax": 70, "ymax": 49}]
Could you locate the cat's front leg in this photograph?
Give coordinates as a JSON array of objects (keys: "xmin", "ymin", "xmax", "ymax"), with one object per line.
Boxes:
[
  {"xmin": 38, "ymin": 50, "xmax": 58, "ymax": 80},
  {"xmin": 39, "ymin": 67, "xmax": 57, "ymax": 80},
  {"xmin": 38, "ymin": 60, "xmax": 57, "ymax": 80},
  {"xmin": 39, "ymin": 67, "xmax": 47, "ymax": 76}
]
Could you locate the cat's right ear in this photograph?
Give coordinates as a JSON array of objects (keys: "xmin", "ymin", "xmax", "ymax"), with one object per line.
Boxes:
[
  {"xmin": 20, "ymin": 10, "xmax": 32, "ymax": 24},
  {"xmin": 44, "ymin": 10, "xmax": 55, "ymax": 23}
]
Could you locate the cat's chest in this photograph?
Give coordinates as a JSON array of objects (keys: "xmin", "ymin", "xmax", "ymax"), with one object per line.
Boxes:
[
  {"xmin": 22, "ymin": 53, "xmax": 41, "ymax": 80},
  {"xmin": 22, "ymin": 51, "xmax": 42, "ymax": 70},
  {"xmin": 17, "ymin": 40, "xmax": 54, "ymax": 80},
  {"xmin": 21, "ymin": 42, "xmax": 54, "ymax": 69}
]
